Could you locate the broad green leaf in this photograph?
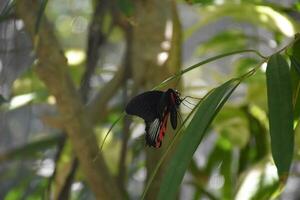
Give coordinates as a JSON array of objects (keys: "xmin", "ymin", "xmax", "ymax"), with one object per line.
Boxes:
[
  {"xmin": 157, "ymin": 79, "xmax": 240, "ymax": 200},
  {"xmin": 266, "ymin": 54, "xmax": 294, "ymax": 179}
]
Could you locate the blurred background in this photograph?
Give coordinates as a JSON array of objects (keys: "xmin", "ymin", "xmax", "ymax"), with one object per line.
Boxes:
[{"xmin": 0, "ymin": 0, "xmax": 300, "ymax": 199}]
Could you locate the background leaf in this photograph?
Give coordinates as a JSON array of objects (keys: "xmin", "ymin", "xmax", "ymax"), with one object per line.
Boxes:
[{"xmin": 266, "ymin": 54, "xmax": 294, "ymax": 179}]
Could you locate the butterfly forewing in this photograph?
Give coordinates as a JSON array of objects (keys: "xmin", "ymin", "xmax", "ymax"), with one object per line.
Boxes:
[
  {"xmin": 125, "ymin": 91, "xmax": 164, "ymax": 122},
  {"xmin": 170, "ymin": 106, "xmax": 178, "ymax": 129}
]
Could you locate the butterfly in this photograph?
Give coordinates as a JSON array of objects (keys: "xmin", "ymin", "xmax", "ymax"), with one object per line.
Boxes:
[{"xmin": 125, "ymin": 88, "xmax": 181, "ymax": 148}]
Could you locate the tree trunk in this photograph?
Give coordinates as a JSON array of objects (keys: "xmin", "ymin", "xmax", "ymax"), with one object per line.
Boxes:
[{"xmin": 15, "ymin": 1, "xmax": 122, "ymax": 199}]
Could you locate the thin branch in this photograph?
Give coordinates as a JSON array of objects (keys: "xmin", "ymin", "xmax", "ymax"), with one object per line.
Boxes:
[{"xmin": 87, "ymin": 65, "xmax": 125, "ymax": 124}]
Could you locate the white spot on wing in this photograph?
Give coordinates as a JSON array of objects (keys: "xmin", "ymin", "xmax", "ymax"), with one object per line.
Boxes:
[{"xmin": 149, "ymin": 118, "xmax": 160, "ymax": 142}]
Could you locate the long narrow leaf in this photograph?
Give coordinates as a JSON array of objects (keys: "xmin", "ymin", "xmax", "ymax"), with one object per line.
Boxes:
[
  {"xmin": 266, "ymin": 54, "xmax": 294, "ymax": 179},
  {"xmin": 157, "ymin": 79, "xmax": 240, "ymax": 200}
]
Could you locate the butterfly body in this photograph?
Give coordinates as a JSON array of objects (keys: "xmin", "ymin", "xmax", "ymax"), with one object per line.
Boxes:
[{"xmin": 126, "ymin": 89, "xmax": 181, "ymax": 148}]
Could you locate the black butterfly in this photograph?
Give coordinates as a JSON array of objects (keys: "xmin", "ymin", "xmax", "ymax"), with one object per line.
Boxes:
[{"xmin": 125, "ymin": 88, "xmax": 181, "ymax": 148}]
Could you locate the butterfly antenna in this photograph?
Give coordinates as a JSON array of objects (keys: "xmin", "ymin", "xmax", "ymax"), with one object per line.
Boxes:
[
  {"xmin": 177, "ymin": 110, "xmax": 183, "ymax": 124},
  {"xmin": 93, "ymin": 112, "xmax": 125, "ymax": 162},
  {"xmin": 183, "ymin": 99, "xmax": 197, "ymax": 106},
  {"xmin": 185, "ymin": 95, "xmax": 203, "ymax": 100},
  {"xmin": 181, "ymin": 101, "xmax": 193, "ymax": 110}
]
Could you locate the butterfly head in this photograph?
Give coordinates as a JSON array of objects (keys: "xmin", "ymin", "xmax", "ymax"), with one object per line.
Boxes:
[{"xmin": 166, "ymin": 88, "xmax": 181, "ymax": 107}]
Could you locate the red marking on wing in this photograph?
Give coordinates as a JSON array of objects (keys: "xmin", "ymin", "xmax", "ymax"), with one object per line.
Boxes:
[{"xmin": 155, "ymin": 113, "xmax": 169, "ymax": 148}]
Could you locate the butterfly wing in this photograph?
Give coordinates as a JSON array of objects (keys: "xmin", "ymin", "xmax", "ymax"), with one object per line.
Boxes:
[
  {"xmin": 170, "ymin": 106, "xmax": 178, "ymax": 129},
  {"xmin": 145, "ymin": 112, "xmax": 169, "ymax": 148},
  {"xmin": 125, "ymin": 91, "xmax": 164, "ymax": 122},
  {"xmin": 145, "ymin": 118, "xmax": 161, "ymax": 147}
]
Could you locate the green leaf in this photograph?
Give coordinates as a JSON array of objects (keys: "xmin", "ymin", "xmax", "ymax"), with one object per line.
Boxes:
[
  {"xmin": 266, "ymin": 54, "xmax": 294, "ymax": 179},
  {"xmin": 290, "ymin": 36, "xmax": 300, "ymax": 119},
  {"xmin": 290, "ymin": 55, "xmax": 300, "ymax": 75},
  {"xmin": 290, "ymin": 56, "xmax": 300, "ymax": 119},
  {"xmin": 157, "ymin": 79, "xmax": 240, "ymax": 200}
]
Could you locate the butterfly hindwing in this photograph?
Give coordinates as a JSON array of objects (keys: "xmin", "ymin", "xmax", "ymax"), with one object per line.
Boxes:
[
  {"xmin": 145, "ymin": 118, "xmax": 161, "ymax": 147},
  {"xmin": 145, "ymin": 112, "xmax": 169, "ymax": 148},
  {"xmin": 156, "ymin": 112, "xmax": 169, "ymax": 147}
]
